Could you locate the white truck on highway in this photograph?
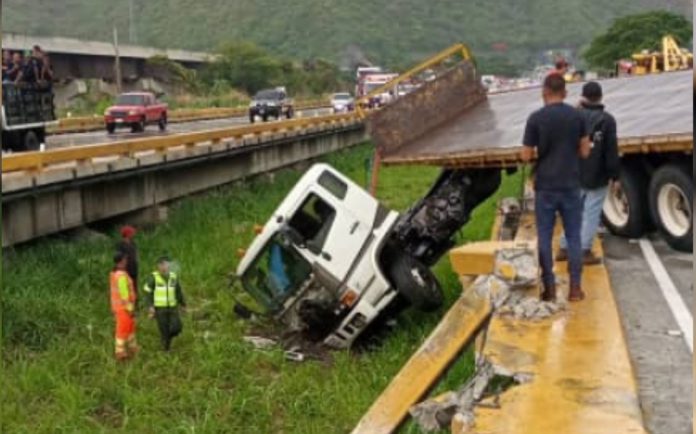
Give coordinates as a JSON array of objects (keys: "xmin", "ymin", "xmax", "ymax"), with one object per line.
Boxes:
[{"xmin": 235, "ymin": 163, "xmax": 501, "ymax": 348}]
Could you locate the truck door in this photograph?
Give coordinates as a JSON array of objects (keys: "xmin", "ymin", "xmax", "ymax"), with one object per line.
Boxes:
[{"xmin": 287, "ymin": 187, "xmax": 371, "ymax": 284}]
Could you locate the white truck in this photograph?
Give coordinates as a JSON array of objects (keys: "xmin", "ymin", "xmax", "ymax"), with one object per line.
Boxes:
[{"xmin": 235, "ymin": 163, "xmax": 501, "ymax": 348}]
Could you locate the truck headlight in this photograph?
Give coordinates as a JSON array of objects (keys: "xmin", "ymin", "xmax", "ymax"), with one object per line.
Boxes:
[{"xmin": 128, "ymin": 110, "xmax": 138, "ymax": 115}]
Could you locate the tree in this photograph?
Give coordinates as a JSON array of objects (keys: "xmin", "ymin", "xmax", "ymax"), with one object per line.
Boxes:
[
  {"xmin": 584, "ymin": 11, "xmax": 693, "ymax": 70},
  {"xmin": 203, "ymin": 42, "xmax": 283, "ymax": 95}
]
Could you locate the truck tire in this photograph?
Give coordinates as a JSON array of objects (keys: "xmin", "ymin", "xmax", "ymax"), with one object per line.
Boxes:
[
  {"xmin": 648, "ymin": 164, "xmax": 692, "ymax": 252},
  {"xmin": 387, "ymin": 254, "xmax": 443, "ymax": 312},
  {"xmin": 106, "ymin": 123, "xmax": 116, "ymax": 134},
  {"xmin": 602, "ymin": 162, "xmax": 650, "ymax": 238},
  {"xmin": 158, "ymin": 114, "xmax": 168, "ymax": 131},
  {"xmin": 286, "ymin": 107, "xmax": 294, "ymax": 119},
  {"xmin": 19, "ymin": 130, "xmax": 40, "ymax": 152},
  {"xmin": 132, "ymin": 117, "xmax": 146, "ymax": 133},
  {"xmin": 249, "ymin": 113, "xmax": 256, "ymax": 124},
  {"xmin": 262, "ymin": 113, "xmax": 269, "ymax": 122}
]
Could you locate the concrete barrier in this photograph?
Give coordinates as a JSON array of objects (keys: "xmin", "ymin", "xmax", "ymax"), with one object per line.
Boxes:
[{"xmin": 2, "ymin": 122, "xmax": 367, "ymax": 247}]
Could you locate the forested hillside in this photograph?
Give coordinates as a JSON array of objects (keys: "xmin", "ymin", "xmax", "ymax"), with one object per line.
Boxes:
[{"xmin": 3, "ymin": 0, "xmax": 691, "ymax": 73}]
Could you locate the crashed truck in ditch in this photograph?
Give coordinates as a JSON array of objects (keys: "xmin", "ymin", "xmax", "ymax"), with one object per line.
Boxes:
[{"xmin": 235, "ymin": 56, "xmax": 503, "ymax": 349}]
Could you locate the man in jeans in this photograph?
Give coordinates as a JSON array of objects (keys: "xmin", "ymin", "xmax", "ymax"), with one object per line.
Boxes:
[
  {"xmin": 522, "ymin": 73, "xmax": 591, "ymax": 302},
  {"xmin": 557, "ymin": 82, "xmax": 619, "ymax": 265}
]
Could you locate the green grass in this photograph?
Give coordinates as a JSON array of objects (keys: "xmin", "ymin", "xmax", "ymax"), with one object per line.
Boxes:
[{"xmin": 2, "ymin": 144, "xmax": 520, "ymax": 433}]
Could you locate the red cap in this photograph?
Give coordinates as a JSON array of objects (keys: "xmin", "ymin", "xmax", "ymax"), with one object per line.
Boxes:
[{"xmin": 120, "ymin": 225, "xmax": 136, "ymax": 239}]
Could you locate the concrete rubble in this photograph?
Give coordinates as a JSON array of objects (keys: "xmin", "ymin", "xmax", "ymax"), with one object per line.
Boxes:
[
  {"xmin": 468, "ymin": 247, "xmax": 566, "ymax": 320},
  {"xmin": 410, "ymin": 356, "xmax": 533, "ymax": 432}
]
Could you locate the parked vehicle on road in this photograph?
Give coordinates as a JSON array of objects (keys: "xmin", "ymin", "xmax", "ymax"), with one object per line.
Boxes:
[
  {"xmin": 104, "ymin": 92, "xmax": 168, "ymax": 134},
  {"xmin": 330, "ymin": 92, "xmax": 354, "ymax": 113},
  {"xmin": 235, "ymin": 163, "xmax": 499, "ymax": 348},
  {"xmin": 1, "ymin": 83, "xmax": 56, "ymax": 152},
  {"xmin": 249, "ymin": 88, "xmax": 294, "ymax": 123}
]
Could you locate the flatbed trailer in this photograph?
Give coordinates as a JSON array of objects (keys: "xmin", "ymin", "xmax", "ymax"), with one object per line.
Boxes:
[{"xmin": 372, "ymin": 70, "xmax": 693, "ymax": 251}]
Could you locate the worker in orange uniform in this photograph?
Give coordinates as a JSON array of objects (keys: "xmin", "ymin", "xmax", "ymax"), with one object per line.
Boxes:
[{"xmin": 110, "ymin": 252, "xmax": 139, "ymax": 360}]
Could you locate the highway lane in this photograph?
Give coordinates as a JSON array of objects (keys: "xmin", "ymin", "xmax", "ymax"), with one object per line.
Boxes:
[
  {"xmin": 604, "ymin": 233, "xmax": 692, "ymax": 434},
  {"xmin": 44, "ymin": 107, "xmax": 333, "ymax": 149}
]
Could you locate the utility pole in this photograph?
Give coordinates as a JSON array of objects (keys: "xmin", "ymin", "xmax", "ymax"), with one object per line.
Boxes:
[
  {"xmin": 128, "ymin": 0, "xmax": 137, "ymax": 44},
  {"xmin": 113, "ymin": 26, "xmax": 122, "ymax": 94}
]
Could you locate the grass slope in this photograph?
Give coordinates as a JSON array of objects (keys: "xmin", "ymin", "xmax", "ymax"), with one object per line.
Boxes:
[
  {"xmin": 2, "ymin": 144, "xmax": 521, "ymax": 433},
  {"xmin": 2, "ymin": 0, "xmax": 690, "ymax": 72}
]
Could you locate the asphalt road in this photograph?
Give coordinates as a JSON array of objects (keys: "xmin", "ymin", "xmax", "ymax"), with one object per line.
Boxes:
[
  {"xmin": 45, "ymin": 107, "xmax": 332, "ymax": 149},
  {"xmin": 604, "ymin": 233, "xmax": 692, "ymax": 434}
]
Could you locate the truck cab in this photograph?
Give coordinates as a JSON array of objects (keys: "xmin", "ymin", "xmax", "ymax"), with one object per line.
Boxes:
[
  {"xmin": 104, "ymin": 92, "xmax": 168, "ymax": 134},
  {"xmin": 236, "ymin": 164, "xmax": 441, "ymax": 348}
]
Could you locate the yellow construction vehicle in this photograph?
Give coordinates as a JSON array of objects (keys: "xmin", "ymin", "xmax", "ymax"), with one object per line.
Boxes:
[{"xmin": 630, "ymin": 35, "xmax": 693, "ymax": 74}]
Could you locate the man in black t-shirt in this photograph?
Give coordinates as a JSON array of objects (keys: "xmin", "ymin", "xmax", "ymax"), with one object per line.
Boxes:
[{"xmin": 521, "ymin": 73, "xmax": 591, "ymax": 302}]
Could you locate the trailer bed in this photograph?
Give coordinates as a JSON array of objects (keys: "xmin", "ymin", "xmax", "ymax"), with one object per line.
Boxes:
[{"xmin": 381, "ymin": 70, "xmax": 693, "ymax": 168}]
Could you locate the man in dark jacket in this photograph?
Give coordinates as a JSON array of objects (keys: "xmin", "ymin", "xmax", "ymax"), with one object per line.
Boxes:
[
  {"xmin": 144, "ymin": 256, "xmax": 187, "ymax": 351},
  {"xmin": 521, "ymin": 73, "xmax": 591, "ymax": 302},
  {"xmin": 558, "ymin": 82, "xmax": 619, "ymax": 265}
]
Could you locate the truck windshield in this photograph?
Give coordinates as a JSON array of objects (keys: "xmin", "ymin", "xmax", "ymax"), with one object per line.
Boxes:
[
  {"xmin": 241, "ymin": 235, "xmax": 312, "ymax": 313},
  {"xmin": 254, "ymin": 90, "xmax": 280, "ymax": 100},
  {"xmin": 116, "ymin": 94, "xmax": 146, "ymax": 105}
]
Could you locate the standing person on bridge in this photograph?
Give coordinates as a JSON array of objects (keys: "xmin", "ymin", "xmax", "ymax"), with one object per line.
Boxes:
[
  {"xmin": 144, "ymin": 256, "xmax": 187, "ymax": 351},
  {"xmin": 557, "ymin": 82, "xmax": 619, "ymax": 265},
  {"xmin": 521, "ymin": 73, "xmax": 591, "ymax": 302},
  {"xmin": 116, "ymin": 225, "xmax": 140, "ymax": 309},
  {"xmin": 110, "ymin": 252, "xmax": 139, "ymax": 361}
]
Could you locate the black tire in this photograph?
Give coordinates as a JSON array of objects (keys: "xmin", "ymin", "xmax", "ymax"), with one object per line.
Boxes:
[
  {"xmin": 158, "ymin": 114, "xmax": 167, "ymax": 132},
  {"xmin": 387, "ymin": 254, "xmax": 443, "ymax": 312},
  {"xmin": 21, "ymin": 130, "xmax": 40, "ymax": 152},
  {"xmin": 648, "ymin": 164, "xmax": 693, "ymax": 252},
  {"xmin": 286, "ymin": 107, "xmax": 294, "ymax": 119},
  {"xmin": 249, "ymin": 113, "xmax": 255, "ymax": 124},
  {"xmin": 106, "ymin": 123, "xmax": 116, "ymax": 134},
  {"xmin": 262, "ymin": 114, "xmax": 269, "ymax": 122},
  {"xmin": 602, "ymin": 162, "xmax": 650, "ymax": 238},
  {"xmin": 131, "ymin": 117, "xmax": 146, "ymax": 133}
]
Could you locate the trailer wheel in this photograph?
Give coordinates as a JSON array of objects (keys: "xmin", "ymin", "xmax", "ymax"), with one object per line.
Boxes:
[
  {"xmin": 602, "ymin": 163, "xmax": 650, "ymax": 238},
  {"xmin": 649, "ymin": 164, "xmax": 692, "ymax": 252},
  {"xmin": 388, "ymin": 254, "xmax": 443, "ymax": 312}
]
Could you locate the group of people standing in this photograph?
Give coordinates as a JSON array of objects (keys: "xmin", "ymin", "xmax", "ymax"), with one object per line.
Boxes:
[
  {"xmin": 109, "ymin": 226, "xmax": 187, "ymax": 361},
  {"xmin": 522, "ymin": 73, "xmax": 619, "ymax": 302},
  {"xmin": 2, "ymin": 45, "xmax": 54, "ymax": 85}
]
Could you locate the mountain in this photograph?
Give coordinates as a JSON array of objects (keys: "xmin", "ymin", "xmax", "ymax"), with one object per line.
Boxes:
[{"xmin": 2, "ymin": 0, "xmax": 691, "ymax": 73}]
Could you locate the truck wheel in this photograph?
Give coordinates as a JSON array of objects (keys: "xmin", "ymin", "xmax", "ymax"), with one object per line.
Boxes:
[
  {"xmin": 649, "ymin": 164, "xmax": 692, "ymax": 252},
  {"xmin": 286, "ymin": 108, "xmax": 294, "ymax": 119},
  {"xmin": 158, "ymin": 114, "xmax": 167, "ymax": 131},
  {"xmin": 132, "ymin": 118, "xmax": 146, "ymax": 133},
  {"xmin": 388, "ymin": 254, "xmax": 443, "ymax": 312},
  {"xmin": 602, "ymin": 163, "xmax": 650, "ymax": 238},
  {"xmin": 106, "ymin": 123, "xmax": 116, "ymax": 134},
  {"xmin": 21, "ymin": 130, "xmax": 40, "ymax": 152},
  {"xmin": 262, "ymin": 114, "xmax": 269, "ymax": 122},
  {"xmin": 249, "ymin": 113, "xmax": 256, "ymax": 124}
]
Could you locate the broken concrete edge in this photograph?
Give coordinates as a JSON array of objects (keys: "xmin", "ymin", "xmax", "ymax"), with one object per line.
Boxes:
[{"xmin": 409, "ymin": 356, "xmax": 534, "ymax": 432}]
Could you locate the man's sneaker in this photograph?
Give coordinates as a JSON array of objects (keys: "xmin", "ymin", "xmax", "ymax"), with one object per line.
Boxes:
[
  {"xmin": 556, "ymin": 248, "xmax": 568, "ymax": 262},
  {"xmin": 583, "ymin": 250, "xmax": 602, "ymax": 265}
]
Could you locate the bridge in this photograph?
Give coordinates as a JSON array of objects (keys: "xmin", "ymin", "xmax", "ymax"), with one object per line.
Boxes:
[{"xmin": 3, "ymin": 32, "xmax": 209, "ymax": 81}]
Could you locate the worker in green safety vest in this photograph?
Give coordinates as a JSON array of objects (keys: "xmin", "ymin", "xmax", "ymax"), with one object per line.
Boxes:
[{"xmin": 144, "ymin": 256, "xmax": 187, "ymax": 351}]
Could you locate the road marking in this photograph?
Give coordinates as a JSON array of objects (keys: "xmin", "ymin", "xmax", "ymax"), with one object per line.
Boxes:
[{"xmin": 638, "ymin": 238, "xmax": 693, "ymax": 352}]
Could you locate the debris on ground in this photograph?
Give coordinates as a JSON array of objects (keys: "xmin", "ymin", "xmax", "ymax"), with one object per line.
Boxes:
[
  {"xmin": 466, "ymin": 246, "xmax": 566, "ymax": 320},
  {"xmin": 243, "ymin": 335, "xmax": 278, "ymax": 350},
  {"xmin": 410, "ymin": 357, "xmax": 533, "ymax": 432}
]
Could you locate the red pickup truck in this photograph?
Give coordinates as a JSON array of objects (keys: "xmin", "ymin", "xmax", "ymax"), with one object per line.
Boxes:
[{"xmin": 104, "ymin": 92, "xmax": 168, "ymax": 134}]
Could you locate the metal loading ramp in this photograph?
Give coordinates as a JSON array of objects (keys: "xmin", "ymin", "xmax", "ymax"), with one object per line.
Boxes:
[{"xmin": 379, "ymin": 70, "xmax": 693, "ymax": 168}]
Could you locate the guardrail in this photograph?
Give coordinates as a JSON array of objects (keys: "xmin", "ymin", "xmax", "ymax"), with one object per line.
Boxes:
[
  {"xmin": 48, "ymin": 100, "xmax": 329, "ymax": 134},
  {"xmin": 3, "ymin": 112, "xmax": 361, "ymax": 173}
]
